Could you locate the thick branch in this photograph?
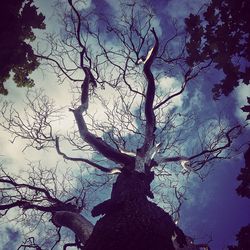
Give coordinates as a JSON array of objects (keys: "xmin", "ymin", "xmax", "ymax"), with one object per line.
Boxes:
[
  {"xmin": 139, "ymin": 28, "xmax": 159, "ymax": 155},
  {"xmin": 68, "ymin": 1, "xmax": 136, "ymax": 169},
  {"xmin": 55, "ymin": 137, "xmax": 122, "ymax": 173},
  {"xmin": 72, "ymin": 108, "xmax": 135, "ymax": 168},
  {"xmin": 68, "ymin": 0, "xmax": 84, "ymax": 49},
  {"xmin": 0, "ymin": 201, "xmax": 24, "ymax": 210},
  {"xmin": 52, "ymin": 211, "xmax": 94, "ymax": 245}
]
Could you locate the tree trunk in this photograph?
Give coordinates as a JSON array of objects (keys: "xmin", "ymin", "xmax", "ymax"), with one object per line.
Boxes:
[{"xmin": 83, "ymin": 171, "xmax": 187, "ymax": 250}]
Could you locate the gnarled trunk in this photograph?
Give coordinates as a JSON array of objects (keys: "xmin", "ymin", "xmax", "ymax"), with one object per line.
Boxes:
[{"xmin": 83, "ymin": 171, "xmax": 187, "ymax": 250}]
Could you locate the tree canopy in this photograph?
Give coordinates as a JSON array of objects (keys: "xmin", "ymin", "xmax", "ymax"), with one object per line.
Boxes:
[
  {"xmin": 0, "ymin": 0, "xmax": 249, "ymax": 249},
  {"xmin": 185, "ymin": 0, "xmax": 250, "ymax": 100},
  {"xmin": 228, "ymin": 224, "xmax": 250, "ymax": 250},
  {"xmin": 0, "ymin": 0, "xmax": 45, "ymax": 95},
  {"xmin": 186, "ymin": 1, "xmax": 250, "ymax": 247},
  {"xmin": 236, "ymin": 145, "xmax": 250, "ymax": 198}
]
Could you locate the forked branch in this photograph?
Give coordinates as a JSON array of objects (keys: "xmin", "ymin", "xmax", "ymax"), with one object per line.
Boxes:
[
  {"xmin": 55, "ymin": 136, "xmax": 122, "ymax": 173},
  {"xmin": 140, "ymin": 28, "xmax": 159, "ymax": 154}
]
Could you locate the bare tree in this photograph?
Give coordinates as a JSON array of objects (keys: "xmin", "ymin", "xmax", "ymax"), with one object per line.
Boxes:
[{"xmin": 0, "ymin": 1, "xmax": 245, "ymax": 249}]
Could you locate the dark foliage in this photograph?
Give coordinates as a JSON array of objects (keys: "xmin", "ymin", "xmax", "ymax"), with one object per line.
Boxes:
[
  {"xmin": 0, "ymin": 0, "xmax": 45, "ymax": 95},
  {"xmin": 185, "ymin": 0, "xmax": 250, "ymax": 100},
  {"xmin": 228, "ymin": 224, "xmax": 250, "ymax": 250},
  {"xmin": 84, "ymin": 171, "xmax": 187, "ymax": 250},
  {"xmin": 236, "ymin": 145, "xmax": 250, "ymax": 198},
  {"xmin": 241, "ymin": 97, "xmax": 250, "ymax": 121}
]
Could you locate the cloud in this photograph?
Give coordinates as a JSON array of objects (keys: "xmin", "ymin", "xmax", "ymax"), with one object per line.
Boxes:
[
  {"xmin": 0, "ymin": 227, "xmax": 21, "ymax": 250},
  {"xmin": 74, "ymin": 0, "xmax": 92, "ymax": 10},
  {"xmin": 233, "ymin": 84, "xmax": 250, "ymax": 124},
  {"xmin": 156, "ymin": 76, "xmax": 184, "ymax": 109},
  {"xmin": 165, "ymin": 0, "xmax": 208, "ymax": 27}
]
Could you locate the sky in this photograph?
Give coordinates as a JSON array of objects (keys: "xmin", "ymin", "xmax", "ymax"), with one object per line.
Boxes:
[{"xmin": 0, "ymin": 0, "xmax": 250, "ymax": 249}]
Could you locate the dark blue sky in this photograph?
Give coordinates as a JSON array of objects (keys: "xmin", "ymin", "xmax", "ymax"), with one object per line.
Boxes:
[{"xmin": 181, "ymin": 157, "xmax": 250, "ymax": 249}]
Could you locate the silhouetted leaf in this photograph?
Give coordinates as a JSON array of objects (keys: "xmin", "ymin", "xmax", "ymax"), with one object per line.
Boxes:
[
  {"xmin": 236, "ymin": 145, "xmax": 250, "ymax": 198},
  {"xmin": 185, "ymin": 0, "xmax": 250, "ymax": 99},
  {"xmin": 0, "ymin": 0, "xmax": 45, "ymax": 95},
  {"xmin": 228, "ymin": 224, "xmax": 250, "ymax": 249},
  {"xmin": 241, "ymin": 105, "xmax": 250, "ymax": 113}
]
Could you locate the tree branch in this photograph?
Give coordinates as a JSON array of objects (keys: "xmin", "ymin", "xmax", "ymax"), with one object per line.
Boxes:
[
  {"xmin": 154, "ymin": 61, "xmax": 213, "ymax": 110},
  {"xmin": 55, "ymin": 136, "xmax": 122, "ymax": 173},
  {"xmin": 188, "ymin": 125, "xmax": 242, "ymax": 161},
  {"xmin": 52, "ymin": 211, "xmax": 94, "ymax": 245},
  {"xmin": 67, "ymin": 0, "xmax": 136, "ymax": 169},
  {"xmin": 72, "ymin": 107, "xmax": 135, "ymax": 168},
  {"xmin": 154, "ymin": 125, "xmax": 242, "ymax": 171},
  {"xmin": 134, "ymin": 28, "xmax": 159, "ymax": 172},
  {"xmin": 139, "ymin": 28, "xmax": 159, "ymax": 156},
  {"xmin": 0, "ymin": 178, "xmax": 60, "ymax": 204},
  {"xmin": 35, "ymin": 54, "xmax": 82, "ymax": 83}
]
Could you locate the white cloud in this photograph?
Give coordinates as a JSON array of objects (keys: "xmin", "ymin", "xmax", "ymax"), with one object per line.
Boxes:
[
  {"xmin": 156, "ymin": 76, "xmax": 184, "ymax": 109},
  {"xmin": 0, "ymin": 70, "xmax": 75, "ymax": 172},
  {"xmin": 166, "ymin": 0, "xmax": 208, "ymax": 25},
  {"xmin": 184, "ymin": 86, "xmax": 205, "ymax": 114},
  {"xmin": 234, "ymin": 84, "xmax": 250, "ymax": 124},
  {"xmin": 74, "ymin": 0, "xmax": 92, "ymax": 10}
]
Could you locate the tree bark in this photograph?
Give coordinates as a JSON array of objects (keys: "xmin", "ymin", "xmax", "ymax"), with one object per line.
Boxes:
[
  {"xmin": 83, "ymin": 171, "xmax": 187, "ymax": 250},
  {"xmin": 52, "ymin": 211, "xmax": 94, "ymax": 244}
]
